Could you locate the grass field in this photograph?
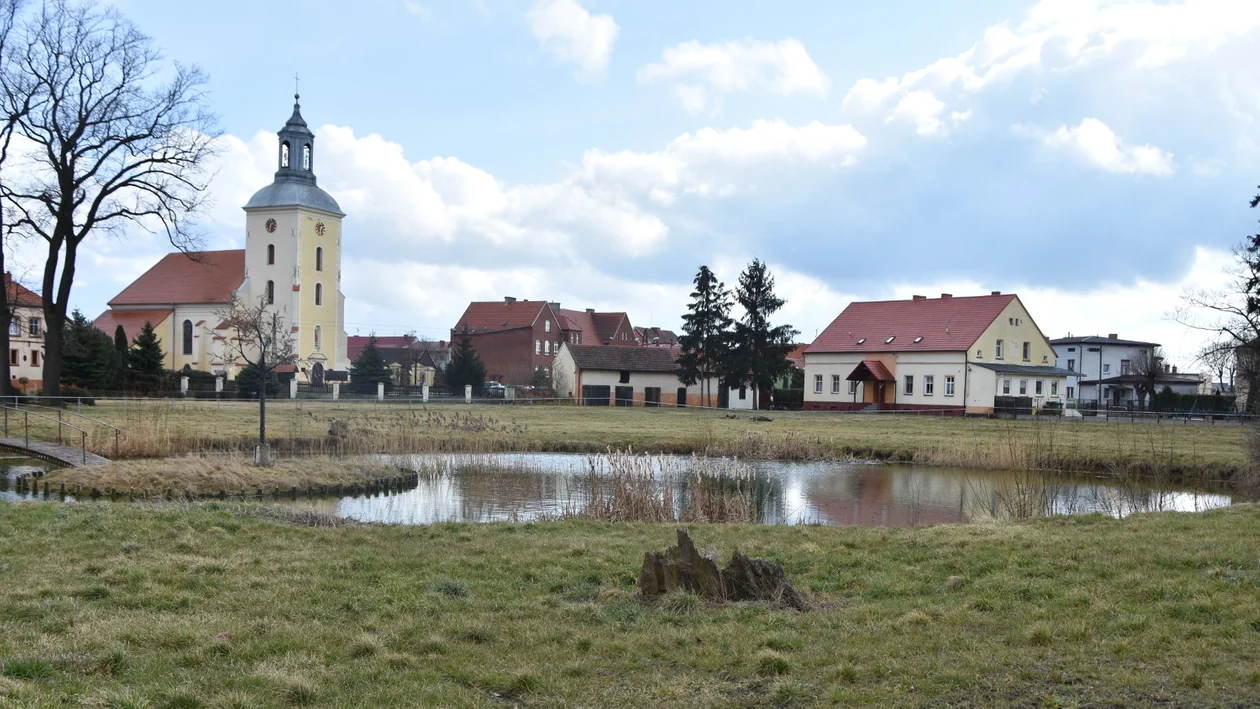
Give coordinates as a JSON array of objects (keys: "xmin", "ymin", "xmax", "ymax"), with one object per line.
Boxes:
[
  {"xmin": 18, "ymin": 399, "xmax": 1253, "ymax": 485},
  {"xmin": 0, "ymin": 501, "xmax": 1257, "ymax": 707}
]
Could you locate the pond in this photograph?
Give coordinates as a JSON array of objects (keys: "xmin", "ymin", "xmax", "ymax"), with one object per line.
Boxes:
[{"xmin": 1, "ymin": 453, "xmax": 1237, "ymax": 527}]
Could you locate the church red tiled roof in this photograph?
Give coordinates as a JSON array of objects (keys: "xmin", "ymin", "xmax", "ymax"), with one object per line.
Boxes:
[
  {"xmin": 92, "ymin": 309, "xmax": 173, "ymax": 342},
  {"xmin": 107, "ymin": 250, "xmax": 245, "ymax": 307},
  {"xmin": 806, "ymin": 293, "xmax": 1017, "ymax": 354}
]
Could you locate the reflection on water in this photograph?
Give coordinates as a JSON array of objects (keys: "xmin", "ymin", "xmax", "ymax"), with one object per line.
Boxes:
[{"xmin": 1, "ymin": 453, "xmax": 1236, "ymax": 528}]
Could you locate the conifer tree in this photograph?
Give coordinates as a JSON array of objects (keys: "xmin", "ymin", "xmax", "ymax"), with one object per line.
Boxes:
[
  {"xmin": 445, "ymin": 330, "xmax": 486, "ymax": 394},
  {"xmin": 727, "ymin": 259, "xmax": 798, "ymax": 409},
  {"xmin": 351, "ymin": 334, "xmax": 392, "ymax": 394},
  {"xmin": 60, "ymin": 311, "xmax": 97, "ymax": 389},
  {"xmin": 127, "ymin": 321, "xmax": 166, "ymax": 392},
  {"xmin": 677, "ymin": 265, "xmax": 733, "ymax": 407},
  {"xmin": 113, "ymin": 325, "xmax": 130, "ymax": 389}
]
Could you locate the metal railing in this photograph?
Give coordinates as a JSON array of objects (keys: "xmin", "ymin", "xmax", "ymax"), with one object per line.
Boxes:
[
  {"xmin": 9, "ymin": 402, "xmax": 123, "ymax": 459},
  {"xmin": 0, "ymin": 404, "xmax": 91, "ymax": 465}
]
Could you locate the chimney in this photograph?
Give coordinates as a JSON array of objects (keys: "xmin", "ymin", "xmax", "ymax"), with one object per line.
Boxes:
[
  {"xmin": 1172, "ymin": 365, "xmax": 1178, "ymax": 374},
  {"xmin": 1108, "ymin": 333, "xmax": 1118, "ymax": 339},
  {"xmin": 990, "ymin": 291, "xmax": 1001, "ymax": 296},
  {"xmin": 912, "ymin": 295, "xmax": 926, "ymax": 301},
  {"xmin": 504, "ymin": 296, "xmax": 516, "ymax": 304},
  {"xmin": 940, "ymin": 293, "xmax": 953, "ymax": 299},
  {"xmin": 586, "ymin": 308, "xmax": 595, "ymax": 313}
]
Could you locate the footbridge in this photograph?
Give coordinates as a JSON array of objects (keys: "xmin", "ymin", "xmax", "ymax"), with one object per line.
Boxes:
[{"xmin": 0, "ymin": 404, "xmax": 118, "ymax": 467}]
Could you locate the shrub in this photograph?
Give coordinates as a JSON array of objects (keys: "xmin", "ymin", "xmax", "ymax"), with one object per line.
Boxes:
[{"xmin": 61, "ymin": 385, "xmax": 96, "ymax": 405}]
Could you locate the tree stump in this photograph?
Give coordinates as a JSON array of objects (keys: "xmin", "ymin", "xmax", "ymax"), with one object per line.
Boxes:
[{"xmin": 637, "ymin": 528, "xmax": 806, "ymax": 610}]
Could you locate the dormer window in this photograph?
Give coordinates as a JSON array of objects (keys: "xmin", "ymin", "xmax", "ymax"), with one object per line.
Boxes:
[
  {"xmin": 913, "ymin": 336, "xmax": 923, "ymax": 343},
  {"xmin": 885, "ymin": 336, "xmax": 895, "ymax": 344},
  {"xmin": 302, "ymin": 144, "xmax": 311, "ymax": 171},
  {"xmin": 281, "ymin": 142, "xmax": 290, "ymax": 168}
]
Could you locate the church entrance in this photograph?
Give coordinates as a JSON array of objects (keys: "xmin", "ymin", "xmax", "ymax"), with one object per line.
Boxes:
[{"xmin": 311, "ymin": 362, "xmax": 324, "ymax": 387}]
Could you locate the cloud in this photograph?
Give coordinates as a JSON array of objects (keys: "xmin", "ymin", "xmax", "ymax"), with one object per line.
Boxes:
[
  {"xmin": 841, "ymin": 0, "xmax": 1260, "ymax": 135},
  {"xmin": 402, "ymin": 1, "xmax": 431, "ymax": 21},
  {"xmin": 639, "ymin": 38, "xmax": 829, "ymax": 114},
  {"xmin": 525, "ymin": 0, "xmax": 619, "ymax": 82},
  {"xmin": 1016, "ymin": 118, "xmax": 1175, "ymax": 175}
]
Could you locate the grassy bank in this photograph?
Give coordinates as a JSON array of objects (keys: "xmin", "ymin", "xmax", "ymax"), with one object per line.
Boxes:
[
  {"xmin": 41, "ymin": 455, "xmax": 404, "ymax": 497},
  {"xmin": 0, "ymin": 501, "xmax": 1257, "ymax": 707},
  {"xmin": 30, "ymin": 400, "xmax": 1252, "ymax": 485}
]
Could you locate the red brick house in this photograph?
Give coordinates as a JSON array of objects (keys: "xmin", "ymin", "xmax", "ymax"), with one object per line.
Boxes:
[{"xmin": 451, "ymin": 298, "xmax": 636, "ymax": 385}]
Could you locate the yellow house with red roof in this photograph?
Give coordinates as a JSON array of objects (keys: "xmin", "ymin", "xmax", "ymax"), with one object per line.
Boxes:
[
  {"xmin": 804, "ymin": 292, "xmax": 1080, "ymax": 415},
  {"xmin": 93, "ymin": 95, "xmax": 347, "ymax": 383}
]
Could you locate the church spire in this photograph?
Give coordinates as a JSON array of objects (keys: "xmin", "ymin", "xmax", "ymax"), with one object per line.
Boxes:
[{"xmin": 275, "ymin": 93, "xmax": 317, "ymax": 186}]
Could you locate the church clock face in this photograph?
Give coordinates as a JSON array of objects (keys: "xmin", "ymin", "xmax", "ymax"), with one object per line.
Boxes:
[
  {"xmin": 265, "ymin": 218, "xmax": 277, "ymax": 233},
  {"xmin": 315, "ymin": 221, "xmax": 326, "ymax": 236}
]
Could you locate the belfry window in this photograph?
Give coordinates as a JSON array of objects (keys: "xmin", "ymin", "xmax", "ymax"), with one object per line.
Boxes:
[
  {"xmin": 266, "ymin": 280, "xmax": 275, "ymax": 305},
  {"xmin": 267, "ymin": 244, "xmax": 275, "ymax": 265},
  {"xmin": 302, "ymin": 144, "xmax": 311, "ymax": 171},
  {"xmin": 315, "ymin": 283, "xmax": 323, "ymax": 306},
  {"xmin": 281, "ymin": 142, "xmax": 290, "ymax": 168},
  {"xmin": 314, "ymin": 325, "xmax": 322, "ymax": 351},
  {"xmin": 182, "ymin": 319, "xmax": 193, "ymax": 356},
  {"xmin": 315, "ymin": 247, "xmax": 323, "ymax": 271}
]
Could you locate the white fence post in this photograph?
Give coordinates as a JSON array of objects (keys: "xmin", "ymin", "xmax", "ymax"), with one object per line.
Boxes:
[
  {"xmin": 332, "ymin": 382, "xmax": 340, "ymax": 400},
  {"xmin": 180, "ymin": 376, "xmax": 189, "ymax": 395},
  {"xmin": 377, "ymin": 382, "xmax": 385, "ymax": 401},
  {"xmin": 215, "ymin": 376, "xmax": 224, "ymax": 394},
  {"xmin": 464, "ymin": 384, "xmax": 472, "ymax": 404},
  {"xmin": 289, "ymin": 379, "xmax": 298, "ymax": 399},
  {"xmin": 422, "ymin": 384, "xmax": 429, "ymax": 403}
]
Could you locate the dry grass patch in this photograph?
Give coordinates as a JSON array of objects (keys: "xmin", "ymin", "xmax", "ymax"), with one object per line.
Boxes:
[{"xmin": 43, "ymin": 454, "xmax": 401, "ymax": 496}]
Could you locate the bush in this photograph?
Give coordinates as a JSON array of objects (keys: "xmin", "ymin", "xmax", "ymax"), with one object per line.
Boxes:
[{"xmin": 60, "ymin": 385, "xmax": 96, "ymax": 405}]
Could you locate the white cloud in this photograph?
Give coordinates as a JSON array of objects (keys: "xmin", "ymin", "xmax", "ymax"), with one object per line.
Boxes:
[
  {"xmin": 842, "ymin": 0, "xmax": 1260, "ymax": 134},
  {"xmin": 402, "ymin": 1, "xmax": 431, "ymax": 21},
  {"xmin": 1017, "ymin": 117, "xmax": 1175, "ymax": 175},
  {"xmin": 639, "ymin": 38, "xmax": 829, "ymax": 114},
  {"xmin": 525, "ymin": 0, "xmax": 619, "ymax": 82}
]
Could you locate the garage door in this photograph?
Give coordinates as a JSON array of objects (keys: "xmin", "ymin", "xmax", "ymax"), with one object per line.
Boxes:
[{"xmin": 581, "ymin": 385, "xmax": 611, "ymax": 406}]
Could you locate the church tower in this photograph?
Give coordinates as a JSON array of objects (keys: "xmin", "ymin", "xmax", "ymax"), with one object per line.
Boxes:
[{"xmin": 242, "ymin": 94, "xmax": 347, "ymax": 383}]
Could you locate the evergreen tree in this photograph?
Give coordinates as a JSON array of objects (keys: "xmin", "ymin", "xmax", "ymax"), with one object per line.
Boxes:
[
  {"xmin": 128, "ymin": 321, "xmax": 166, "ymax": 392},
  {"xmin": 114, "ymin": 325, "xmax": 130, "ymax": 387},
  {"xmin": 235, "ymin": 362, "xmax": 281, "ymax": 398},
  {"xmin": 726, "ymin": 259, "xmax": 799, "ymax": 409},
  {"xmin": 677, "ymin": 265, "xmax": 733, "ymax": 407},
  {"xmin": 60, "ymin": 311, "xmax": 98, "ymax": 389},
  {"xmin": 445, "ymin": 330, "xmax": 486, "ymax": 394},
  {"xmin": 350, "ymin": 334, "xmax": 392, "ymax": 394}
]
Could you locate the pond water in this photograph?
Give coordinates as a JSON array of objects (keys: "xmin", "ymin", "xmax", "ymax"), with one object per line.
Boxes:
[{"xmin": 1, "ymin": 453, "xmax": 1236, "ymax": 527}]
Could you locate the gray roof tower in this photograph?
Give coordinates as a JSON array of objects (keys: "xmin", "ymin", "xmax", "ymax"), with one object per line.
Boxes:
[{"xmin": 244, "ymin": 94, "xmax": 345, "ymax": 215}]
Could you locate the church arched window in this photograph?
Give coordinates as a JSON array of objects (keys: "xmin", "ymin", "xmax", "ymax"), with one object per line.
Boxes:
[
  {"xmin": 315, "ymin": 283, "xmax": 323, "ymax": 306},
  {"xmin": 267, "ymin": 244, "xmax": 275, "ymax": 265},
  {"xmin": 182, "ymin": 319, "xmax": 193, "ymax": 356},
  {"xmin": 315, "ymin": 247, "xmax": 323, "ymax": 272},
  {"xmin": 266, "ymin": 280, "xmax": 275, "ymax": 305},
  {"xmin": 314, "ymin": 325, "xmax": 322, "ymax": 351},
  {"xmin": 281, "ymin": 141, "xmax": 290, "ymax": 168},
  {"xmin": 302, "ymin": 144, "xmax": 311, "ymax": 171}
]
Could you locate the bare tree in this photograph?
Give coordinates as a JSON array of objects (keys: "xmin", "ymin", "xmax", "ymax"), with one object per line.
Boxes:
[
  {"xmin": 213, "ymin": 293, "xmax": 295, "ymax": 464},
  {"xmin": 0, "ymin": 0, "xmax": 218, "ymax": 398},
  {"xmin": 1131, "ymin": 346, "xmax": 1164, "ymax": 411},
  {"xmin": 0, "ymin": 0, "xmax": 30, "ymax": 396},
  {"xmin": 1197, "ymin": 340, "xmax": 1237, "ymax": 396}
]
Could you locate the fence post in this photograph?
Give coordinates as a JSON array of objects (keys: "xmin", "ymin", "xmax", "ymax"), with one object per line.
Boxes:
[
  {"xmin": 57, "ymin": 409, "xmax": 63, "ymax": 444},
  {"xmin": 290, "ymin": 379, "xmax": 298, "ymax": 400},
  {"xmin": 181, "ymin": 376, "xmax": 190, "ymax": 396},
  {"xmin": 114, "ymin": 429, "xmax": 120, "ymax": 460},
  {"xmin": 377, "ymin": 382, "xmax": 384, "ymax": 402},
  {"xmin": 422, "ymin": 384, "xmax": 429, "ymax": 403},
  {"xmin": 82, "ymin": 432, "xmax": 86, "ymax": 465},
  {"xmin": 24, "ymin": 410, "xmax": 28, "ymax": 447},
  {"xmin": 464, "ymin": 384, "xmax": 472, "ymax": 404},
  {"xmin": 332, "ymin": 382, "xmax": 340, "ymax": 401}
]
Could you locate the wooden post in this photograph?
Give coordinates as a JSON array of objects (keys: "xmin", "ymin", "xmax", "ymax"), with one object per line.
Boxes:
[
  {"xmin": 166, "ymin": 488, "xmax": 172, "ymax": 500},
  {"xmin": 219, "ymin": 490, "xmax": 226, "ymax": 500},
  {"xmin": 59, "ymin": 482, "xmax": 66, "ymax": 496}
]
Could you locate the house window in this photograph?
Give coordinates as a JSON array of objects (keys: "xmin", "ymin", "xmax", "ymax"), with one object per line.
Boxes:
[
  {"xmin": 1067, "ymin": 386, "xmax": 1075, "ymax": 399},
  {"xmin": 1003, "ymin": 379, "xmax": 1011, "ymax": 395},
  {"xmin": 8, "ymin": 349, "xmax": 16, "ymax": 366},
  {"xmin": 1068, "ymin": 347, "xmax": 1076, "ymax": 352},
  {"xmin": 544, "ymin": 340, "xmax": 550, "ymax": 355},
  {"xmin": 1103, "ymin": 363, "xmax": 1111, "ymax": 374},
  {"xmin": 314, "ymin": 325, "xmax": 322, "ymax": 351},
  {"xmin": 554, "ymin": 341, "xmax": 559, "ymax": 355},
  {"xmin": 182, "ymin": 319, "xmax": 193, "ymax": 356},
  {"xmin": 814, "ymin": 374, "xmax": 823, "ymax": 394},
  {"xmin": 315, "ymin": 283, "xmax": 323, "ymax": 306},
  {"xmin": 945, "ymin": 375, "xmax": 955, "ymax": 396},
  {"xmin": 545, "ymin": 320, "xmax": 551, "ymax": 333},
  {"xmin": 976, "ymin": 349, "xmax": 983, "ymax": 359},
  {"xmin": 904, "ymin": 375, "xmax": 914, "ymax": 395},
  {"xmin": 848, "ymin": 380, "xmax": 857, "ymax": 395},
  {"xmin": 739, "ymin": 387, "xmax": 746, "ymax": 400},
  {"xmin": 1051, "ymin": 381, "xmax": 1058, "ymax": 396},
  {"xmin": 924, "ymin": 375, "xmax": 934, "ymax": 396},
  {"xmin": 28, "ymin": 318, "xmax": 40, "ymax": 337},
  {"xmin": 535, "ymin": 340, "xmax": 541, "ymax": 355},
  {"xmin": 1019, "ymin": 380, "xmax": 1028, "ymax": 395},
  {"xmin": 1120, "ymin": 359, "xmax": 1131, "ymax": 375},
  {"xmin": 995, "ymin": 340, "xmax": 1003, "ymax": 360},
  {"xmin": 831, "ymin": 375, "xmax": 840, "ymax": 394},
  {"xmin": 1067, "ymin": 359, "xmax": 1075, "ymax": 371},
  {"xmin": 1035, "ymin": 380, "xmax": 1043, "ymax": 395},
  {"xmin": 267, "ymin": 244, "xmax": 275, "ymax": 265},
  {"xmin": 1022, "ymin": 342, "xmax": 1030, "ymax": 361},
  {"xmin": 30, "ymin": 351, "xmax": 39, "ymax": 366},
  {"xmin": 7, "ymin": 317, "xmax": 18, "ymax": 336},
  {"xmin": 316, "ymin": 247, "xmax": 323, "ymax": 272},
  {"xmin": 266, "ymin": 280, "xmax": 275, "ymax": 305},
  {"xmin": 619, "ymin": 370, "xmax": 630, "ymax": 384}
]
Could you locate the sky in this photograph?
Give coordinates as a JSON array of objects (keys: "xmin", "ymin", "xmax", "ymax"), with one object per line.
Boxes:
[{"xmin": 9, "ymin": 0, "xmax": 1260, "ymax": 370}]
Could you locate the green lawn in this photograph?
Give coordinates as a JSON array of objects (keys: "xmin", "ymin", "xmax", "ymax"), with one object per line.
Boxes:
[
  {"xmin": 24, "ymin": 399, "xmax": 1253, "ymax": 484},
  {"xmin": 1, "ymin": 501, "xmax": 1257, "ymax": 707}
]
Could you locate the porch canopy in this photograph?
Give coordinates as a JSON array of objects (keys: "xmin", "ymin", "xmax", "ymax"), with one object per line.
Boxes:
[{"xmin": 846, "ymin": 360, "xmax": 895, "ymax": 382}]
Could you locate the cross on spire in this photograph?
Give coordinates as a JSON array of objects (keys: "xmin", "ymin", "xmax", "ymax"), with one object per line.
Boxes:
[{"xmin": 294, "ymin": 72, "xmax": 300, "ymax": 100}]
